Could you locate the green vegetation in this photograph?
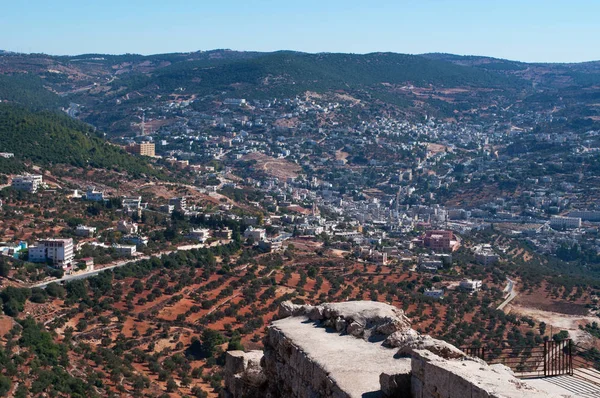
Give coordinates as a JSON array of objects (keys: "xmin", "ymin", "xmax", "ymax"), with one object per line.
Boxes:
[
  {"xmin": 0, "ymin": 73, "xmax": 67, "ymax": 110},
  {"xmin": 0, "ymin": 103, "xmax": 158, "ymax": 177},
  {"xmin": 581, "ymin": 322, "xmax": 600, "ymax": 339},
  {"xmin": 115, "ymin": 51, "xmax": 525, "ymax": 98}
]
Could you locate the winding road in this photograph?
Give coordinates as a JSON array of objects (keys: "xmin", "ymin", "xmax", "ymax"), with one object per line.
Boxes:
[{"xmin": 497, "ymin": 278, "xmax": 517, "ymax": 311}]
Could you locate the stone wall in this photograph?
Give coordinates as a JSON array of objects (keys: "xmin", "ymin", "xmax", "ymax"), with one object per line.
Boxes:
[
  {"xmin": 410, "ymin": 349, "xmax": 560, "ymax": 398},
  {"xmin": 262, "ymin": 325, "xmax": 352, "ymax": 398},
  {"xmin": 222, "ymin": 301, "xmax": 558, "ymax": 398}
]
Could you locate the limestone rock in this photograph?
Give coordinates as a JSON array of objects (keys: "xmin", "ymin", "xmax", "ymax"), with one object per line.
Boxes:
[
  {"xmin": 385, "ymin": 329, "xmax": 466, "ymax": 359},
  {"xmin": 347, "ymin": 321, "xmax": 364, "ymax": 337},
  {"xmin": 277, "ymin": 300, "xmax": 411, "ymax": 342}
]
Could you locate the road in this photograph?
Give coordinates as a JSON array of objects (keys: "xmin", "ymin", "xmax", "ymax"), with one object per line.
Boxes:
[
  {"xmin": 497, "ymin": 278, "xmax": 517, "ymax": 311},
  {"xmin": 32, "ymin": 243, "xmax": 206, "ymax": 288}
]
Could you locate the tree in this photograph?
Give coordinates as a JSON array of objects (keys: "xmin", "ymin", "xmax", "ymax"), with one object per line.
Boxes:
[
  {"xmin": 0, "ymin": 260, "xmax": 10, "ymax": 278},
  {"xmin": 166, "ymin": 378, "xmax": 178, "ymax": 392},
  {"xmin": 0, "ymin": 374, "xmax": 11, "ymax": 396}
]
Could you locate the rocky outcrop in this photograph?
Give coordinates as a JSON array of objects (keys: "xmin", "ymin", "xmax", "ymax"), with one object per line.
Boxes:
[
  {"xmin": 222, "ymin": 350, "xmax": 267, "ymax": 398},
  {"xmin": 384, "ymin": 328, "xmax": 466, "ymax": 359},
  {"xmin": 277, "ymin": 300, "xmax": 412, "ymax": 341},
  {"xmin": 222, "ymin": 301, "xmax": 553, "ymax": 398}
]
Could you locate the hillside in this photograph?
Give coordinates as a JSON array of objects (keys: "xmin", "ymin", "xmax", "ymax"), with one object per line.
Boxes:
[
  {"xmin": 115, "ymin": 51, "xmax": 526, "ymax": 97},
  {"xmin": 2, "ymin": 49, "xmax": 600, "ymax": 134},
  {"xmin": 0, "ymin": 73, "xmax": 67, "ymax": 110},
  {"xmin": 0, "ymin": 103, "xmax": 156, "ymax": 176}
]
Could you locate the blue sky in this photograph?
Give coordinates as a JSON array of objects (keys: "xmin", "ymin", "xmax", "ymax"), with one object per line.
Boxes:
[{"xmin": 1, "ymin": 0, "xmax": 598, "ymax": 62}]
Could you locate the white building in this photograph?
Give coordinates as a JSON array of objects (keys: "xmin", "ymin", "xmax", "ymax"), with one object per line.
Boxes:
[
  {"xmin": 550, "ymin": 216, "xmax": 582, "ymax": 230},
  {"xmin": 459, "ymin": 279, "xmax": 483, "ymax": 293},
  {"xmin": 117, "ymin": 220, "xmax": 138, "ymax": 234},
  {"xmin": 75, "ymin": 225, "xmax": 96, "ymax": 237},
  {"xmin": 29, "ymin": 238, "xmax": 74, "ymax": 268},
  {"xmin": 187, "ymin": 228, "xmax": 211, "ymax": 242},
  {"xmin": 122, "ymin": 196, "xmax": 144, "ymax": 214},
  {"xmin": 244, "ymin": 226, "xmax": 266, "ymax": 242},
  {"xmin": 85, "ymin": 188, "xmax": 105, "ymax": 201},
  {"xmin": 112, "ymin": 244, "xmax": 137, "ymax": 257},
  {"xmin": 12, "ymin": 174, "xmax": 43, "ymax": 193},
  {"xmin": 473, "ymin": 244, "xmax": 499, "ymax": 266}
]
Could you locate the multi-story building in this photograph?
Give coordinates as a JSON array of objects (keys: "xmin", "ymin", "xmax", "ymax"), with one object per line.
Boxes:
[
  {"xmin": 29, "ymin": 238, "xmax": 74, "ymax": 267},
  {"xmin": 414, "ymin": 230, "xmax": 458, "ymax": 251},
  {"xmin": 169, "ymin": 197, "xmax": 187, "ymax": 211},
  {"xmin": 126, "ymin": 142, "xmax": 155, "ymax": 157},
  {"xmin": 568, "ymin": 211, "xmax": 600, "ymax": 222},
  {"xmin": 459, "ymin": 279, "xmax": 483, "ymax": 293},
  {"xmin": 122, "ymin": 196, "xmax": 145, "ymax": 215},
  {"xmin": 12, "ymin": 174, "xmax": 43, "ymax": 193},
  {"xmin": 473, "ymin": 244, "xmax": 499, "ymax": 266},
  {"xmin": 112, "ymin": 244, "xmax": 137, "ymax": 257},
  {"xmin": 85, "ymin": 188, "xmax": 105, "ymax": 201},
  {"xmin": 550, "ymin": 216, "xmax": 581, "ymax": 230},
  {"xmin": 187, "ymin": 228, "xmax": 211, "ymax": 242},
  {"xmin": 117, "ymin": 220, "xmax": 138, "ymax": 234},
  {"xmin": 244, "ymin": 226, "xmax": 266, "ymax": 242}
]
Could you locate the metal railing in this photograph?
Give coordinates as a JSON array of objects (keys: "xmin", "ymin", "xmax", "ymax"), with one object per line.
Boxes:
[
  {"xmin": 463, "ymin": 340, "xmax": 573, "ymax": 379},
  {"xmin": 572, "ymin": 344, "xmax": 600, "ymax": 387}
]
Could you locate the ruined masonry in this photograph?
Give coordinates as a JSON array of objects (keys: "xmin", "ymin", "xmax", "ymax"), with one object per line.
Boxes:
[{"xmin": 222, "ymin": 301, "xmax": 566, "ymax": 398}]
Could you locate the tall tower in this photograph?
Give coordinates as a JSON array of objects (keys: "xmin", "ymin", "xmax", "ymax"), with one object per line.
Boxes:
[{"xmin": 141, "ymin": 112, "xmax": 146, "ymax": 136}]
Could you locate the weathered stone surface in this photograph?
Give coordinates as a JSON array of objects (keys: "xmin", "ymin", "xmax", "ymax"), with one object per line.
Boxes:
[
  {"xmin": 264, "ymin": 312, "xmax": 411, "ymax": 398},
  {"xmin": 380, "ymin": 372, "xmax": 411, "ymax": 397},
  {"xmin": 222, "ymin": 350, "xmax": 267, "ymax": 398},
  {"xmin": 277, "ymin": 300, "xmax": 411, "ymax": 342},
  {"xmin": 223, "ymin": 301, "xmax": 567, "ymax": 398},
  {"xmin": 346, "ymin": 321, "xmax": 364, "ymax": 337},
  {"xmin": 410, "ymin": 349, "xmax": 565, "ymax": 398},
  {"xmin": 334, "ymin": 317, "xmax": 346, "ymax": 332},
  {"xmin": 386, "ymin": 329, "xmax": 467, "ymax": 359}
]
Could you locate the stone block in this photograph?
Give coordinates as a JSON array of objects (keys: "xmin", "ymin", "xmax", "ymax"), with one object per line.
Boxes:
[
  {"xmin": 225, "ymin": 351, "xmax": 247, "ymax": 374},
  {"xmin": 423, "ymin": 360, "xmax": 450, "ymax": 397},
  {"xmin": 471, "ymin": 384, "xmax": 491, "ymax": 398},
  {"xmin": 411, "ymin": 376, "xmax": 424, "ymax": 398},
  {"xmin": 448, "ymin": 372, "xmax": 473, "ymax": 397},
  {"xmin": 380, "ymin": 372, "xmax": 411, "ymax": 397}
]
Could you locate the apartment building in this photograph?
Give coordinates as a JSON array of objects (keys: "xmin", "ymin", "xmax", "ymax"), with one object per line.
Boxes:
[
  {"xmin": 12, "ymin": 174, "xmax": 43, "ymax": 193},
  {"xmin": 550, "ymin": 216, "xmax": 582, "ymax": 230},
  {"xmin": 473, "ymin": 244, "xmax": 499, "ymax": 266},
  {"xmin": 187, "ymin": 228, "xmax": 211, "ymax": 242},
  {"xmin": 29, "ymin": 238, "xmax": 74, "ymax": 267},
  {"xmin": 459, "ymin": 279, "xmax": 483, "ymax": 293},
  {"xmin": 117, "ymin": 220, "xmax": 138, "ymax": 234},
  {"xmin": 112, "ymin": 244, "xmax": 137, "ymax": 257},
  {"xmin": 413, "ymin": 230, "xmax": 458, "ymax": 251},
  {"xmin": 126, "ymin": 142, "xmax": 155, "ymax": 157}
]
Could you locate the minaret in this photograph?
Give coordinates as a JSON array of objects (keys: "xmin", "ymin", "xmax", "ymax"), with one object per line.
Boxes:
[{"xmin": 141, "ymin": 112, "xmax": 145, "ymax": 136}]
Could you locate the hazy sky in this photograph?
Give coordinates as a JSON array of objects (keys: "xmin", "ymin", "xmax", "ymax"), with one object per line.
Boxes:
[{"xmin": 1, "ymin": 0, "xmax": 598, "ymax": 62}]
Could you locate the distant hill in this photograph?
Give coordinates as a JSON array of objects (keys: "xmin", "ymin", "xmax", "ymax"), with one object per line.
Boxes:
[
  {"xmin": 0, "ymin": 103, "xmax": 156, "ymax": 176},
  {"xmin": 421, "ymin": 53, "xmax": 600, "ymax": 88},
  {"xmin": 0, "ymin": 73, "xmax": 67, "ymax": 110},
  {"xmin": 2, "ymin": 49, "xmax": 600, "ymax": 132},
  {"xmin": 115, "ymin": 51, "xmax": 527, "ymax": 97}
]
